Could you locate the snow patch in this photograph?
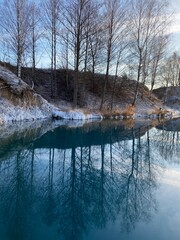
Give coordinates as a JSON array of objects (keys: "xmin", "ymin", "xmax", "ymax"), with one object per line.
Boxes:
[
  {"xmin": 0, "ymin": 97, "xmax": 52, "ymax": 123},
  {"xmin": 52, "ymin": 109, "xmax": 102, "ymax": 120}
]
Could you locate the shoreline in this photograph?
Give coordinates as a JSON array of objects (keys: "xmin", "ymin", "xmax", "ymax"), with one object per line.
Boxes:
[
  {"xmin": 1, "ymin": 103, "xmax": 180, "ymax": 126},
  {"xmin": 0, "ymin": 65, "xmax": 180, "ymax": 125}
]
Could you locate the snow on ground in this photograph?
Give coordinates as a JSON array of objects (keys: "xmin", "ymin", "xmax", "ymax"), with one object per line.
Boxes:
[
  {"xmin": 0, "ymin": 97, "xmax": 51, "ymax": 123},
  {"xmin": 0, "ymin": 97, "xmax": 102, "ymax": 124},
  {"xmin": 0, "ymin": 66, "xmax": 103, "ymax": 124},
  {"xmin": 52, "ymin": 109, "xmax": 102, "ymax": 120},
  {"xmin": 0, "ymin": 65, "xmax": 180, "ymax": 125}
]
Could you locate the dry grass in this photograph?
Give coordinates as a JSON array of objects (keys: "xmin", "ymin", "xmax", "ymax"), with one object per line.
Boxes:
[
  {"xmin": 101, "ymin": 104, "xmax": 136, "ymax": 119},
  {"xmin": 100, "ymin": 106, "xmax": 111, "ymax": 118},
  {"xmin": 80, "ymin": 107, "xmax": 93, "ymax": 115},
  {"xmin": 111, "ymin": 106, "xmax": 122, "ymax": 116},
  {"xmin": 0, "ymin": 63, "xmax": 167, "ymax": 118},
  {"xmin": 101, "ymin": 105, "xmax": 122, "ymax": 118},
  {"xmin": 0, "ymin": 80, "xmax": 43, "ymax": 108},
  {"xmin": 146, "ymin": 107, "xmax": 170, "ymax": 117},
  {"xmin": 122, "ymin": 104, "xmax": 135, "ymax": 118}
]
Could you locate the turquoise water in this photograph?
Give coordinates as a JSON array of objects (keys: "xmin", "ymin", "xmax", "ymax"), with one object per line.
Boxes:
[{"xmin": 0, "ymin": 119, "xmax": 180, "ymax": 240}]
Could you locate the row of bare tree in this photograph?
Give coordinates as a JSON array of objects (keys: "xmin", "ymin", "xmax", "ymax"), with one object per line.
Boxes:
[{"xmin": 0, "ymin": 0, "xmax": 172, "ymax": 107}]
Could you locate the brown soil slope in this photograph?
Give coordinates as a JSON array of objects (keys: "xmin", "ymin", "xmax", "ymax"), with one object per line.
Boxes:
[{"xmin": 0, "ymin": 62, "xmax": 163, "ymax": 116}]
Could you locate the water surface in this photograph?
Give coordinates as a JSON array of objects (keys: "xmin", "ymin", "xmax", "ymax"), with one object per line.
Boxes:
[{"xmin": 0, "ymin": 119, "xmax": 180, "ymax": 240}]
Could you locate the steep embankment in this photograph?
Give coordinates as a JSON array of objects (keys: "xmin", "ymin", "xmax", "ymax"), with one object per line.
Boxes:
[
  {"xmin": 0, "ymin": 66, "xmax": 102, "ymax": 124},
  {"xmin": 0, "ymin": 66, "xmax": 54, "ymax": 124},
  {"xmin": 0, "ymin": 65, "xmax": 179, "ymax": 124},
  {"xmin": 0, "ymin": 63, "xmax": 167, "ymax": 117}
]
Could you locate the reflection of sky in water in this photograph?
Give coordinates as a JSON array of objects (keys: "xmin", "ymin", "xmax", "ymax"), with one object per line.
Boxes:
[
  {"xmin": 86, "ymin": 166, "xmax": 180, "ymax": 240},
  {"xmin": 0, "ymin": 120, "xmax": 180, "ymax": 240}
]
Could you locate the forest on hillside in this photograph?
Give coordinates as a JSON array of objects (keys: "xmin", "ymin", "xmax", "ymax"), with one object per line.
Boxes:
[{"xmin": 0, "ymin": 0, "xmax": 180, "ymax": 110}]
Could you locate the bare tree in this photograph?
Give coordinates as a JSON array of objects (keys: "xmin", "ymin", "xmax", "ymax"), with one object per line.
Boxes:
[
  {"xmin": 63, "ymin": 0, "xmax": 96, "ymax": 107},
  {"xmin": 161, "ymin": 52, "xmax": 180, "ymax": 87},
  {"xmin": 100, "ymin": 0, "xmax": 127, "ymax": 110},
  {"xmin": 60, "ymin": 31, "xmax": 70, "ymax": 89},
  {"xmin": 29, "ymin": 2, "xmax": 42, "ymax": 83},
  {"xmin": 110, "ymin": 42, "xmax": 128, "ymax": 111},
  {"xmin": 89, "ymin": 27, "xmax": 104, "ymax": 90},
  {"xmin": 158, "ymin": 52, "xmax": 180, "ymax": 103},
  {"xmin": 0, "ymin": 31, "xmax": 11, "ymax": 65},
  {"xmin": 43, "ymin": 0, "xmax": 61, "ymax": 98},
  {"xmin": 0, "ymin": 0, "xmax": 31, "ymax": 78},
  {"xmin": 127, "ymin": 0, "xmax": 170, "ymax": 106},
  {"xmin": 87, "ymin": 4, "xmax": 104, "ymax": 90},
  {"xmin": 149, "ymin": 34, "xmax": 169, "ymax": 96}
]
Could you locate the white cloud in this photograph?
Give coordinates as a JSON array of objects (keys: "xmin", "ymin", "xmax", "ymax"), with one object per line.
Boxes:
[
  {"xmin": 171, "ymin": 0, "xmax": 180, "ymax": 13},
  {"xmin": 169, "ymin": 13, "xmax": 180, "ymax": 34},
  {"xmin": 161, "ymin": 167, "xmax": 180, "ymax": 187}
]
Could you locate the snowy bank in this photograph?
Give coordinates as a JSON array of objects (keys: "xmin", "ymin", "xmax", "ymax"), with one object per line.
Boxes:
[
  {"xmin": 52, "ymin": 109, "xmax": 102, "ymax": 120},
  {"xmin": 0, "ymin": 65, "xmax": 180, "ymax": 124},
  {"xmin": 0, "ymin": 66, "xmax": 103, "ymax": 124},
  {"xmin": 0, "ymin": 66, "xmax": 54, "ymax": 123}
]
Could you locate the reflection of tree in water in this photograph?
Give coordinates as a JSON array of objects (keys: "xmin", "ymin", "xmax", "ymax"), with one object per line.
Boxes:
[
  {"xmin": 41, "ymin": 147, "xmax": 57, "ymax": 227},
  {"xmin": 119, "ymin": 128, "xmax": 157, "ymax": 232},
  {"xmin": 0, "ymin": 124, "xmax": 161, "ymax": 240},
  {"xmin": 0, "ymin": 145, "xmax": 38, "ymax": 240},
  {"xmin": 152, "ymin": 127, "xmax": 180, "ymax": 163},
  {"xmin": 44, "ymin": 126, "xmax": 158, "ymax": 238}
]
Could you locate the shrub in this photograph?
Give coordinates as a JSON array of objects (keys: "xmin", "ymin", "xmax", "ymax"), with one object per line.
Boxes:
[{"xmin": 122, "ymin": 104, "xmax": 135, "ymax": 118}]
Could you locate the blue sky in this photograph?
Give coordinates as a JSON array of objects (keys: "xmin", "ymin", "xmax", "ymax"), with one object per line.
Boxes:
[
  {"xmin": 0, "ymin": 0, "xmax": 180, "ymax": 66},
  {"xmin": 170, "ymin": 0, "xmax": 180, "ymax": 51}
]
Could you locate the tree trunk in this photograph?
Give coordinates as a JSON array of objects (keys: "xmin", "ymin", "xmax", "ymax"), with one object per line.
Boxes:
[
  {"xmin": 32, "ymin": 21, "xmax": 36, "ymax": 83},
  {"xmin": 17, "ymin": 54, "xmax": 22, "ymax": 79},
  {"xmin": 132, "ymin": 53, "xmax": 142, "ymax": 106},
  {"xmin": 73, "ymin": 26, "xmax": 80, "ymax": 107}
]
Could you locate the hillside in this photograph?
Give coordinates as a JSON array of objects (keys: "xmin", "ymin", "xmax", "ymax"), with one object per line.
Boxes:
[
  {"xmin": 22, "ymin": 67, "xmax": 178, "ymax": 118},
  {"xmin": 153, "ymin": 86, "xmax": 180, "ymax": 111},
  {"xmin": 0, "ymin": 65, "xmax": 102, "ymax": 124},
  {"xmin": 0, "ymin": 63, "xmax": 179, "ymax": 123},
  {"xmin": 0, "ymin": 66, "xmax": 55, "ymax": 124}
]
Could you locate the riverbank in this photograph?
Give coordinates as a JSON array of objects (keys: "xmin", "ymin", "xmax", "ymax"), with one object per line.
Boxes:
[{"xmin": 0, "ymin": 65, "xmax": 180, "ymax": 125}]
